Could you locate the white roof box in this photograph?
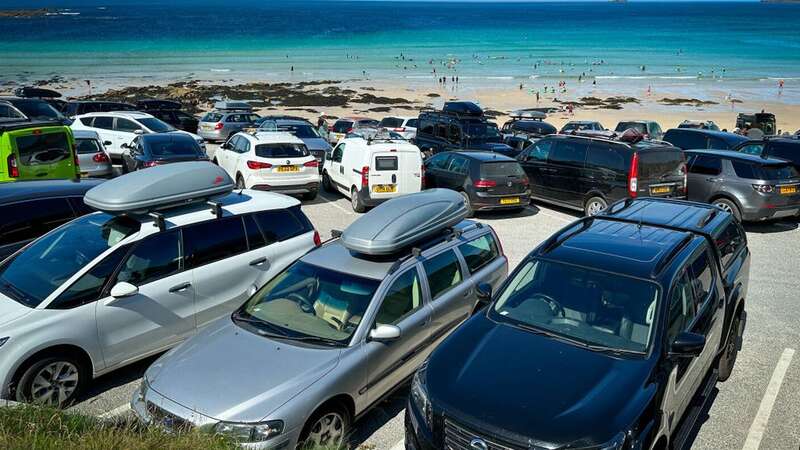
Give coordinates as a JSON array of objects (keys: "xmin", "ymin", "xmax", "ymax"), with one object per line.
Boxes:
[
  {"xmin": 214, "ymin": 101, "xmax": 252, "ymax": 111},
  {"xmin": 340, "ymin": 189, "xmax": 468, "ymax": 256},
  {"xmin": 84, "ymin": 161, "xmax": 234, "ymax": 213}
]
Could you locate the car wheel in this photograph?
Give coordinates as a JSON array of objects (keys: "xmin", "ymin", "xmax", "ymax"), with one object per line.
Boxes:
[
  {"xmin": 299, "ymin": 404, "xmax": 351, "ymax": 449},
  {"xmin": 461, "ymin": 191, "xmax": 474, "ymax": 218},
  {"xmin": 235, "ymin": 174, "xmax": 245, "ymax": 190},
  {"xmin": 351, "ymin": 187, "xmax": 366, "ymax": 213},
  {"xmin": 322, "ymin": 171, "xmax": 334, "ymax": 193},
  {"xmin": 15, "ymin": 355, "xmax": 88, "ymax": 408},
  {"xmin": 303, "ymin": 190, "xmax": 318, "ymax": 201},
  {"xmin": 718, "ymin": 312, "xmax": 744, "ymax": 382},
  {"xmin": 713, "ymin": 198, "xmax": 742, "ymax": 222},
  {"xmin": 584, "ymin": 196, "xmax": 608, "ymax": 217},
  {"xmin": 212, "ymin": 158, "xmax": 218, "ymax": 165}
]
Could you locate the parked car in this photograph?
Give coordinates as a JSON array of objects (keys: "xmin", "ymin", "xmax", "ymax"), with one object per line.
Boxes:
[
  {"xmin": 736, "ymin": 112, "xmax": 776, "ymax": 136},
  {"xmin": 217, "ymin": 131, "xmax": 319, "ymax": 199},
  {"xmin": 678, "ymin": 120, "xmax": 720, "ymax": 131},
  {"xmin": 258, "ymin": 118, "xmax": 332, "ymax": 172},
  {"xmin": 502, "ymin": 134, "xmax": 537, "ymax": 156},
  {"xmin": 379, "ymin": 116, "xmax": 418, "ymax": 141},
  {"xmin": 736, "ymin": 135, "xmax": 800, "ymax": 171},
  {"xmin": 62, "ymin": 101, "xmax": 138, "ymax": 118},
  {"xmin": 198, "ymin": 102, "xmax": 261, "ymax": 142},
  {"xmin": 328, "ymin": 117, "xmax": 379, "ymax": 145},
  {"xmin": 1, "ymin": 118, "xmax": 79, "ymax": 183},
  {"xmin": 72, "ymin": 130, "xmax": 113, "ymax": 178},
  {"xmin": 559, "ymin": 120, "xmax": 605, "ymax": 134},
  {"xmin": 322, "ymin": 131, "xmax": 424, "ymax": 212},
  {"xmin": 71, "ymin": 112, "xmax": 205, "ymax": 166},
  {"xmin": 142, "ymin": 106, "xmax": 199, "ymax": 134},
  {"xmin": 424, "ymin": 151, "xmax": 530, "ymax": 216},
  {"xmin": 516, "ymin": 134, "xmax": 687, "ymax": 216},
  {"xmin": 122, "ymin": 132, "xmax": 207, "ymax": 172},
  {"xmin": 12, "ymin": 87, "xmax": 66, "ymax": 113},
  {"xmin": 0, "ymin": 97, "xmax": 67, "ymax": 124},
  {"xmin": 685, "ymin": 149, "xmax": 800, "ymax": 221},
  {"xmin": 416, "ymin": 102, "xmax": 514, "ymax": 157},
  {"xmin": 0, "ymin": 178, "xmax": 102, "ymax": 261},
  {"xmin": 132, "ymin": 189, "xmax": 508, "ymax": 449},
  {"xmin": 0, "ymin": 162, "xmax": 319, "ymax": 407},
  {"xmin": 614, "ymin": 120, "xmax": 664, "ymax": 140},
  {"xmin": 407, "ymin": 198, "xmax": 749, "ymax": 450},
  {"xmin": 663, "ymin": 128, "xmax": 749, "ymax": 151}
]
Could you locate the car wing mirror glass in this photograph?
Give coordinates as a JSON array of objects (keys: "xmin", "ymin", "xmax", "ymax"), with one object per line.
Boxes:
[
  {"xmin": 475, "ymin": 282, "xmax": 492, "ymax": 310},
  {"xmin": 134, "ymin": 129, "xmax": 144, "ymax": 135},
  {"xmin": 669, "ymin": 331, "xmax": 706, "ymax": 358},
  {"xmin": 110, "ymin": 282, "xmax": 138, "ymax": 299},
  {"xmin": 369, "ymin": 324, "xmax": 401, "ymax": 342}
]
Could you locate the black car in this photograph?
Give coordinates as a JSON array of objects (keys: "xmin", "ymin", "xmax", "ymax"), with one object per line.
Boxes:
[
  {"xmin": 0, "ymin": 97, "xmax": 67, "ymax": 123},
  {"xmin": 121, "ymin": 132, "xmax": 207, "ymax": 172},
  {"xmin": 517, "ymin": 134, "xmax": 687, "ymax": 216},
  {"xmin": 424, "ymin": 151, "xmax": 531, "ymax": 215},
  {"xmin": 0, "ymin": 179, "xmax": 103, "ymax": 261},
  {"xmin": 407, "ymin": 198, "xmax": 749, "ymax": 450},
  {"xmin": 136, "ymin": 99, "xmax": 199, "ymax": 134},
  {"xmin": 736, "ymin": 135, "xmax": 800, "ymax": 171},
  {"xmin": 502, "ymin": 134, "xmax": 538, "ymax": 156},
  {"xmin": 416, "ymin": 102, "xmax": 514, "ymax": 157},
  {"xmin": 663, "ymin": 128, "xmax": 749, "ymax": 151},
  {"xmin": 63, "ymin": 101, "xmax": 138, "ymax": 118}
]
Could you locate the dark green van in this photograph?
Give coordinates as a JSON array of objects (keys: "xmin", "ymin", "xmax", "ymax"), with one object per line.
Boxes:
[{"xmin": 0, "ymin": 120, "xmax": 79, "ymax": 183}]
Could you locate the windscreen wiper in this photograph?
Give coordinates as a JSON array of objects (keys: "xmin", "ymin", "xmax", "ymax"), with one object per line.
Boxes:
[
  {"xmin": 231, "ymin": 311, "xmax": 288, "ymax": 338},
  {"xmin": 284, "ymin": 335, "xmax": 344, "ymax": 347},
  {"xmin": 582, "ymin": 343, "xmax": 644, "ymax": 356}
]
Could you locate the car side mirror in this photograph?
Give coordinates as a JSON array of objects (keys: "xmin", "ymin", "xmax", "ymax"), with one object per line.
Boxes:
[
  {"xmin": 120, "ymin": 143, "xmax": 129, "ymax": 149},
  {"xmin": 110, "ymin": 282, "xmax": 138, "ymax": 299},
  {"xmin": 220, "ymin": 143, "xmax": 230, "ymax": 150},
  {"xmin": 475, "ymin": 282, "xmax": 492, "ymax": 310},
  {"xmin": 669, "ymin": 332, "xmax": 706, "ymax": 358},
  {"xmin": 103, "ymin": 140, "xmax": 112, "ymax": 146},
  {"xmin": 134, "ymin": 129, "xmax": 144, "ymax": 135},
  {"xmin": 369, "ymin": 324, "xmax": 401, "ymax": 342}
]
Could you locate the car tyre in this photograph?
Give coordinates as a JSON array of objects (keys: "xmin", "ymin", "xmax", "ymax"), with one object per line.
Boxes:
[
  {"xmin": 14, "ymin": 355, "xmax": 89, "ymax": 408},
  {"xmin": 584, "ymin": 196, "xmax": 608, "ymax": 217},
  {"xmin": 322, "ymin": 171, "xmax": 334, "ymax": 193},
  {"xmin": 718, "ymin": 312, "xmax": 744, "ymax": 382},
  {"xmin": 303, "ymin": 190, "xmax": 318, "ymax": 201},
  {"xmin": 235, "ymin": 174, "xmax": 245, "ymax": 190},
  {"xmin": 713, "ymin": 198, "xmax": 742, "ymax": 222},
  {"xmin": 298, "ymin": 403, "xmax": 351, "ymax": 449},
  {"xmin": 461, "ymin": 191, "xmax": 474, "ymax": 218},
  {"xmin": 351, "ymin": 187, "xmax": 366, "ymax": 213}
]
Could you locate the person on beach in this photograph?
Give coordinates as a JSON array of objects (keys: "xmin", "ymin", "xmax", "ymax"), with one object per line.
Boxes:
[{"xmin": 536, "ymin": 91, "xmax": 540, "ymax": 103}]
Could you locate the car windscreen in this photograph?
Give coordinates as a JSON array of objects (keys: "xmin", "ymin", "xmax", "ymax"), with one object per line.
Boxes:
[
  {"xmin": 466, "ymin": 123, "xmax": 502, "ymax": 140},
  {"xmin": 255, "ymin": 143, "xmax": 309, "ymax": 158},
  {"xmin": 147, "ymin": 139, "xmax": 201, "ymax": 157},
  {"xmin": 11, "ymin": 99, "xmax": 63, "ymax": 121},
  {"xmin": 75, "ymin": 138, "xmax": 102, "ymax": 154},
  {"xmin": 491, "ymin": 259, "xmax": 659, "ymax": 353},
  {"xmin": 0, "ymin": 214, "xmax": 140, "ymax": 308},
  {"xmin": 15, "ymin": 132, "xmax": 71, "ymax": 166},
  {"xmin": 278, "ymin": 124, "xmax": 320, "ymax": 138},
  {"xmin": 202, "ymin": 113, "xmax": 223, "ymax": 122},
  {"xmin": 333, "ymin": 121, "xmax": 354, "ymax": 133},
  {"xmin": 616, "ymin": 122, "xmax": 647, "ymax": 134},
  {"xmin": 637, "ymin": 149, "xmax": 685, "ymax": 180},
  {"xmin": 480, "ymin": 161, "xmax": 525, "ymax": 178},
  {"xmin": 236, "ymin": 261, "xmax": 379, "ymax": 344},
  {"xmin": 138, "ymin": 118, "xmax": 175, "ymax": 133}
]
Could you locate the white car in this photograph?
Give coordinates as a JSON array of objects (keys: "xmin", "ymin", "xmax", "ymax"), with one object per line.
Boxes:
[
  {"xmin": 379, "ymin": 116, "xmax": 418, "ymax": 141},
  {"xmin": 322, "ymin": 131, "xmax": 424, "ymax": 212},
  {"xmin": 0, "ymin": 162, "xmax": 318, "ymax": 407},
  {"xmin": 71, "ymin": 111, "xmax": 205, "ymax": 165},
  {"xmin": 216, "ymin": 131, "xmax": 320, "ymax": 200}
]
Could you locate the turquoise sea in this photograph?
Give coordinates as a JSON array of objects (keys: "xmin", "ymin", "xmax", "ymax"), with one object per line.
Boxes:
[{"xmin": 1, "ymin": 1, "xmax": 799, "ymax": 101}]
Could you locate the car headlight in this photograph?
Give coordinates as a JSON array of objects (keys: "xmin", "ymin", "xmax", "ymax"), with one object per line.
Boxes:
[
  {"xmin": 0, "ymin": 337, "xmax": 8, "ymax": 349},
  {"xmin": 214, "ymin": 420, "xmax": 284, "ymax": 443},
  {"xmin": 410, "ymin": 364, "xmax": 432, "ymax": 428}
]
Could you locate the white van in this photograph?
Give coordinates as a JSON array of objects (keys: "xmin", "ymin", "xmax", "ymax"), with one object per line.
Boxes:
[{"xmin": 321, "ymin": 132, "xmax": 424, "ymax": 212}]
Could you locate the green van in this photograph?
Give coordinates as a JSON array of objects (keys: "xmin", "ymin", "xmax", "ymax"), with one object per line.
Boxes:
[{"xmin": 0, "ymin": 120, "xmax": 79, "ymax": 183}]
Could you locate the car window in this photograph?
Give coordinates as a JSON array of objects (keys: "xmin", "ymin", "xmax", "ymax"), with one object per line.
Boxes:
[
  {"xmin": 731, "ymin": 160, "xmax": 757, "ymax": 179},
  {"xmin": 375, "ymin": 267, "xmax": 423, "ymax": 326},
  {"xmin": 423, "ymin": 250, "xmax": 463, "ymax": 300},
  {"xmin": 138, "ymin": 118, "xmax": 175, "ymax": 133},
  {"xmin": 458, "ymin": 234, "xmax": 499, "ymax": 274},
  {"xmin": 717, "ymin": 221, "xmax": 746, "ymax": 268},
  {"xmin": 49, "ymin": 245, "xmax": 130, "ymax": 310},
  {"xmin": 480, "ymin": 161, "xmax": 524, "ymax": 178},
  {"xmin": 255, "ymin": 143, "xmax": 309, "ymax": 158},
  {"xmin": 407, "ymin": 119, "xmax": 419, "ymax": 128},
  {"xmin": 225, "ymin": 114, "xmax": 240, "ymax": 123},
  {"xmin": 114, "ymin": 118, "xmax": 141, "ymax": 133},
  {"xmin": 435, "ymin": 123, "xmax": 448, "ymax": 139},
  {"xmin": 253, "ymin": 209, "xmax": 308, "ymax": 243},
  {"xmin": 15, "ymin": 132, "xmax": 71, "ymax": 166},
  {"xmin": 183, "ymin": 216, "xmax": 248, "ymax": 269},
  {"xmin": 0, "ymin": 198, "xmax": 75, "ymax": 247},
  {"xmin": 379, "ymin": 117, "xmax": 404, "ymax": 128},
  {"xmin": 419, "ymin": 118, "xmax": 434, "ymax": 136},
  {"xmin": 426, "ymin": 153, "xmax": 450, "ymax": 170},
  {"xmin": 667, "ymin": 272, "xmax": 696, "ymax": 342},
  {"xmin": 331, "ymin": 144, "xmax": 344, "ymax": 162},
  {"xmin": 549, "ymin": 140, "xmax": 587, "ymax": 167},
  {"xmin": 688, "ymin": 154, "xmax": 722, "ymax": 176},
  {"xmin": 527, "ymin": 139, "xmax": 553, "ymax": 162},
  {"xmin": 333, "ymin": 121, "xmax": 353, "ymax": 133},
  {"xmin": 587, "ymin": 143, "xmax": 626, "ymax": 172},
  {"xmin": 767, "ymin": 143, "xmax": 800, "ymax": 164},
  {"xmin": 243, "ymin": 214, "xmax": 266, "ymax": 250},
  {"xmin": 448, "ymin": 124, "xmax": 462, "ymax": 144},
  {"xmin": 202, "ymin": 113, "xmax": 223, "ymax": 122},
  {"xmin": 116, "ymin": 230, "xmax": 181, "ymax": 286},
  {"xmin": 92, "ymin": 116, "xmax": 114, "ymax": 130},
  {"xmin": 688, "ymin": 249, "xmax": 714, "ymax": 310},
  {"xmin": 707, "ymin": 136, "xmax": 729, "ymax": 150},
  {"xmin": 75, "ymin": 138, "xmax": 102, "ymax": 155},
  {"xmin": 447, "ymin": 155, "xmax": 469, "ymax": 174}
]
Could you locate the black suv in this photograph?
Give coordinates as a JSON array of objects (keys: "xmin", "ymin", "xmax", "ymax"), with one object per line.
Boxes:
[
  {"xmin": 415, "ymin": 102, "xmax": 514, "ymax": 157},
  {"xmin": 407, "ymin": 198, "xmax": 749, "ymax": 450},
  {"xmin": 517, "ymin": 134, "xmax": 687, "ymax": 216},
  {"xmin": 62, "ymin": 101, "xmax": 138, "ymax": 118},
  {"xmin": 736, "ymin": 135, "xmax": 800, "ymax": 171},
  {"xmin": 663, "ymin": 128, "xmax": 749, "ymax": 151}
]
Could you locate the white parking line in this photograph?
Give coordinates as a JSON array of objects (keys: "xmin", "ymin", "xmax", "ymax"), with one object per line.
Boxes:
[
  {"xmin": 389, "ymin": 438, "xmax": 405, "ymax": 450},
  {"xmin": 742, "ymin": 347, "xmax": 795, "ymax": 450},
  {"xmin": 317, "ymin": 193, "xmax": 353, "ymax": 215},
  {"xmin": 98, "ymin": 403, "xmax": 131, "ymax": 419}
]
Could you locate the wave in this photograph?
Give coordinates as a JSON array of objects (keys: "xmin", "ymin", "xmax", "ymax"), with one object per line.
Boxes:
[{"xmin": 209, "ymin": 68, "xmax": 231, "ymax": 73}]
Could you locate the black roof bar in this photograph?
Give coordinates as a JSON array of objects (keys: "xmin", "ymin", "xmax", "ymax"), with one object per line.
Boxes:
[{"xmin": 652, "ymin": 233, "xmax": 694, "ymax": 276}]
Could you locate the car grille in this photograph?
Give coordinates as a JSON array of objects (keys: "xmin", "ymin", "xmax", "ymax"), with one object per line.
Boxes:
[
  {"xmin": 146, "ymin": 401, "xmax": 193, "ymax": 432},
  {"xmin": 444, "ymin": 418, "xmax": 523, "ymax": 450}
]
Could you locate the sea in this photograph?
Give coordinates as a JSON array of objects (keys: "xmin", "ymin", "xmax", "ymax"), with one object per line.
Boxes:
[{"xmin": 1, "ymin": 1, "xmax": 799, "ymax": 102}]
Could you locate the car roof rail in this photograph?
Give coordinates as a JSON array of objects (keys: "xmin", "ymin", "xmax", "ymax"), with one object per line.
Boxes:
[
  {"xmin": 539, "ymin": 217, "xmax": 594, "ymax": 254},
  {"xmin": 697, "ymin": 208, "xmax": 718, "ymax": 228},
  {"xmin": 652, "ymin": 232, "xmax": 694, "ymax": 276},
  {"xmin": 386, "ymin": 222, "xmax": 485, "ymax": 275}
]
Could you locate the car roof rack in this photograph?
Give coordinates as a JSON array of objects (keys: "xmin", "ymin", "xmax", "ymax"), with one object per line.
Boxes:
[
  {"xmin": 509, "ymin": 109, "xmax": 547, "ymax": 121},
  {"xmin": 83, "ymin": 162, "xmax": 235, "ymax": 225},
  {"xmin": 340, "ymin": 189, "xmax": 469, "ymax": 256}
]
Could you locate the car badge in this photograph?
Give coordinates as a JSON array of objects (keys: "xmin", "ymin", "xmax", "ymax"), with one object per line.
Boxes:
[
  {"xmin": 470, "ymin": 438, "xmax": 489, "ymax": 450},
  {"xmin": 507, "ymin": 181, "xmax": 513, "ymax": 187},
  {"xmin": 286, "ymin": 160, "xmax": 291, "ymax": 165}
]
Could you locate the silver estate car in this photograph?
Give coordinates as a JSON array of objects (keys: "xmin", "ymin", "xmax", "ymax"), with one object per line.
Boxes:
[
  {"xmin": 132, "ymin": 190, "xmax": 508, "ymax": 449},
  {"xmin": 199, "ymin": 109, "xmax": 261, "ymax": 142}
]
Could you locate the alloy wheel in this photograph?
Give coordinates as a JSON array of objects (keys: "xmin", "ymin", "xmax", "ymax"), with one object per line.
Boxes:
[
  {"xmin": 587, "ymin": 199, "xmax": 607, "ymax": 216},
  {"xmin": 306, "ymin": 412, "xmax": 345, "ymax": 447},
  {"xmin": 714, "ymin": 201, "xmax": 732, "ymax": 213},
  {"xmin": 30, "ymin": 361, "xmax": 80, "ymax": 407}
]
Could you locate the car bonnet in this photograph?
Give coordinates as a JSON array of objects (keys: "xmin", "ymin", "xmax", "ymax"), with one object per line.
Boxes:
[{"xmin": 0, "ymin": 292, "xmax": 33, "ymax": 327}]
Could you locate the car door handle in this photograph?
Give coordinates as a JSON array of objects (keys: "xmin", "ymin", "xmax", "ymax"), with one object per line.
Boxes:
[
  {"xmin": 463, "ymin": 289, "xmax": 472, "ymax": 298},
  {"xmin": 168, "ymin": 282, "xmax": 191, "ymax": 293},
  {"xmin": 249, "ymin": 257, "xmax": 268, "ymax": 267},
  {"xmin": 706, "ymin": 177, "xmax": 723, "ymax": 182}
]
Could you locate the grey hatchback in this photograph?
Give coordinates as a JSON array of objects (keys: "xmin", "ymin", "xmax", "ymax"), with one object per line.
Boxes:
[
  {"xmin": 686, "ymin": 149, "xmax": 800, "ymax": 221},
  {"xmin": 132, "ymin": 189, "xmax": 508, "ymax": 449}
]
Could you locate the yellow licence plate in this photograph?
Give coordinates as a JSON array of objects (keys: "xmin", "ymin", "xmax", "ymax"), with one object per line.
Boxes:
[
  {"xmin": 500, "ymin": 197, "xmax": 520, "ymax": 205},
  {"xmin": 650, "ymin": 186, "xmax": 672, "ymax": 195},
  {"xmin": 780, "ymin": 185, "xmax": 797, "ymax": 195},
  {"xmin": 277, "ymin": 166, "xmax": 299, "ymax": 173},
  {"xmin": 373, "ymin": 184, "xmax": 397, "ymax": 193}
]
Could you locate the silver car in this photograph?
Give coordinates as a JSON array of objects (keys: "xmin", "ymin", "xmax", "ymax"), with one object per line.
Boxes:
[
  {"xmin": 133, "ymin": 190, "xmax": 508, "ymax": 449},
  {"xmin": 73, "ymin": 130, "xmax": 113, "ymax": 178},
  {"xmin": 198, "ymin": 110, "xmax": 261, "ymax": 142}
]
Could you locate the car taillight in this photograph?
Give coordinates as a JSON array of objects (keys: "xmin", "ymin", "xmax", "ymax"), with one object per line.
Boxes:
[
  {"xmin": 628, "ymin": 152, "xmax": 639, "ymax": 198},
  {"xmin": 7, "ymin": 154, "xmax": 18, "ymax": 178},
  {"xmin": 361, "ymin": 165, "xmax": 369, "ymax": 188},
  {"xmin": 394, "ymin": 127, "xmax": 406, "ymax": 132},
  {"xmin": 752, "ymin": 184, "xmax": 775, "ymax": 193},
  {"xmin": 214, "ymin": 122, "xmax": 224, "ymax": 130},
  {"xmin": 313, "ymin": 230, "xmax": 322, "ymax": 247},
  {"xmin": 521, "ymin": 176, "xmax": 530, "ymax": 186},
  {"xmin": 143, "ymin": 161, "xmax": 159, "ymax": 168},
  {"xmin": 93, "ymin": 152, "xmax": 110, "ymax": 163},
  {"xmin": 247, "ymin": 161, "xmax": 273, "ymax": 170},
  {"xmin": 304, "ymin": 160, "xmax": 319, "ymax": 168},
  {"xmin": 474, "ymin": 179, "xmax": 497, "ymax": 188},
  {"xmin": 420, "ymin": 164, "xmax": 426, "ymax": 189},
  {"xmin": 347, "ymin": 128, "xmax": 354, "ymax": 134}
]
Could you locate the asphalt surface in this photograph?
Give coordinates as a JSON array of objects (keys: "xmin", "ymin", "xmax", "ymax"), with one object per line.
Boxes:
[{"xmin": 68, "ymin": 169, "xmax": 800, "ymax": 449}]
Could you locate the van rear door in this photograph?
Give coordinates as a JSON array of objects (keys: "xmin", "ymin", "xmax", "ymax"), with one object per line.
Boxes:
[
  {"xmin": 636, "ymin": 147, "xmax": 687, "ymax": 198},
  {"xmin": 369, "ymin": 148, "xmax": 422, "ymax": 199},
  {"xmin": 11, "ymin": 127, "xmax": 77, "ymax": 181}
]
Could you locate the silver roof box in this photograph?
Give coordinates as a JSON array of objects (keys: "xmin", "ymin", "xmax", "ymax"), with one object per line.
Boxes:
[
  {"xmin": 341, "ymin": 189, "xmax": 468, "ymax": 256},
  {"xmin": 214, "ymin": 101, "xmax": 253, "ymax": 112},
  {"xmin": 84, "ymin": 161, "xmax": 234, "ymax": 213}
]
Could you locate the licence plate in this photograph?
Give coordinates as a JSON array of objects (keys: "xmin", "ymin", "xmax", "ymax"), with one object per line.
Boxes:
[
  {"xmin": 277, "ymin": 166, "xmax": 298, "ymax": 173},
  {"xmin": 500, "ymin": 197, "xmax": 520, "ymax": 205},
  {"xmin": 80, "ymin": 172, "xmax": 89, "ymax": 177},
  {"xmin": 650, "ymin": 186, "xmax": 672, "ymax": 195},
  {"xmin": 201, "ymin": 124, "xmax": 212, "ymax": 131},
  {"xmin": 373, "ymin": 184, "xmax": 397, "ymax": 193},
  {"xmin": 779, "ymin": 185, "xmax": 797, "ymax": 195}
]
